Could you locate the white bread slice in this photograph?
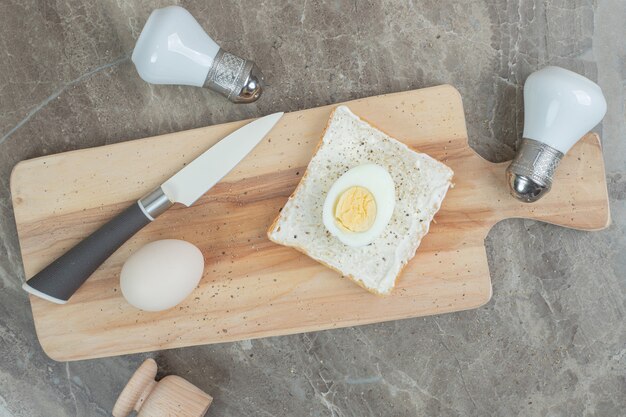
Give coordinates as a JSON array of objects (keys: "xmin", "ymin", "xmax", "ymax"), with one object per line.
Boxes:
[{"xmin": 267, "ymin": 106, "xmax": 453, "ymax": 295}]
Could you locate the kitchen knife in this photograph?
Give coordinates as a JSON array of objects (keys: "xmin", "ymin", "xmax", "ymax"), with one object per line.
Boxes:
[{"xmin": 22, "ymin": 112, "xmax": 284, "ymax": 304}]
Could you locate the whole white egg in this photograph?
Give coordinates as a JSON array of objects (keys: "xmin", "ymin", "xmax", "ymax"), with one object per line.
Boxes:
[
  {"xmin": 322, "ymin": 164, "xmax": 396, "ymax": 247},
  {"xmin": 120, "ymin": 239, "xmax": 204, "ymax": 311}
]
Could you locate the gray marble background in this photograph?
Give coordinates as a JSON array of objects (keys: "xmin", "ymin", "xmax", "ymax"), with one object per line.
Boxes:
[{"xmin": 1, "ymin": 1, "xmax": 624, "ymax": 416}]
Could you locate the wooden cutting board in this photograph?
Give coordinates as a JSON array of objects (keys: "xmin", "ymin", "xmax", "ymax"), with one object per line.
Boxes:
[{"xmin": 11, "ymin": 85, "xmax": 610, "ymax": 361}]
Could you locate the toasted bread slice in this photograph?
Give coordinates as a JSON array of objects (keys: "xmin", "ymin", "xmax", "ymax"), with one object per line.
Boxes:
[{"xmin": 267, "ymin": 106, "xmax": 453, "ymax": 295}]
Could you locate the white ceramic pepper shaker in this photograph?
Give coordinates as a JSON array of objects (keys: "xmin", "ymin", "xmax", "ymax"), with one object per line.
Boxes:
[
  {"xmin": 507, "ymin": 66, "xmax": 607, "ymax": 202},
  {"xmin": 132, "ymin": 6, "xmax": 264, "ymax": 103}
]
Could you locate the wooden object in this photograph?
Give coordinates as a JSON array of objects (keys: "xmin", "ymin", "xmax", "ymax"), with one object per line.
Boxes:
[
  {"xmin": 11, "ymin": 85, "xmax": 610, "ymax": 361},
  {"xmin": 112, "ymin": 358, "xmax": 212, "ymax": 417}
]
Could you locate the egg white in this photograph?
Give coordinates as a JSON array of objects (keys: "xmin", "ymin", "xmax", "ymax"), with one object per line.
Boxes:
[{"xmin": 322, "ymin": 164, "xmax": 396, "ymax": 247}]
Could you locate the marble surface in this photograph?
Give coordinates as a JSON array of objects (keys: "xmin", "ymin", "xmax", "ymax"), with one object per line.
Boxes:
[{"xmin": 0, "ymin": 0, "xmax": 624, "ymax": 416}]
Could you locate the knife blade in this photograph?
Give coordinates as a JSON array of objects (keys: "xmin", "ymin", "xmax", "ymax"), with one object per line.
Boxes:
[{"xmin": 23, "ymin": 112, "xmax": 284, "ymax": 304}]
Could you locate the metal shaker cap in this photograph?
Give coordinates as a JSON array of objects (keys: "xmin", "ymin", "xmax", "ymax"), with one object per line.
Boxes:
[
  {"xmin": 506, "ymin": 138, "xmax": 564, "ymax": 203},
  {"xmin": 204, "ymin": 49, "xmax": 264, "ymax": 103}
]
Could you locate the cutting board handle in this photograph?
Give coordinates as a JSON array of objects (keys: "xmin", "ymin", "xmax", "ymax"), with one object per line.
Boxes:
[{"xmin": 479, "ymin": 133, "xmax": 610, "ymax": 232}]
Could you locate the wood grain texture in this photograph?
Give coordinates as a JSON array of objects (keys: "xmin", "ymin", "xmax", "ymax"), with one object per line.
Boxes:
[
  {"xmin": 10, "ymin": 85, "xmax": 610, "ymax": 361},
  {"xmin": 113, "ymin": 358, "xmax": 212, "ymax": 417},
  {"xmin": 113, "ymin": 359, "xmax": 158, "ymax": 417}
]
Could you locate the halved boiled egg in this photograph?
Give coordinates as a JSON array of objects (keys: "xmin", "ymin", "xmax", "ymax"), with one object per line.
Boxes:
[{"xmin": 322, "ymin": 164, "xmax": 396, "ymax": 247}]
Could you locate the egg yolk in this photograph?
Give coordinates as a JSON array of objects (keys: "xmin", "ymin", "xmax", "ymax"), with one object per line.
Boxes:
[{"xmin": 334, "ymin": 186, "xmax": 377, "ymax": 232}]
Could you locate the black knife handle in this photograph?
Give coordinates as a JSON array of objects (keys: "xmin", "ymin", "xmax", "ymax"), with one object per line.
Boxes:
[{"xmin": 23, "ymin": 202, "xmax": 153, "ymax": 304}]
